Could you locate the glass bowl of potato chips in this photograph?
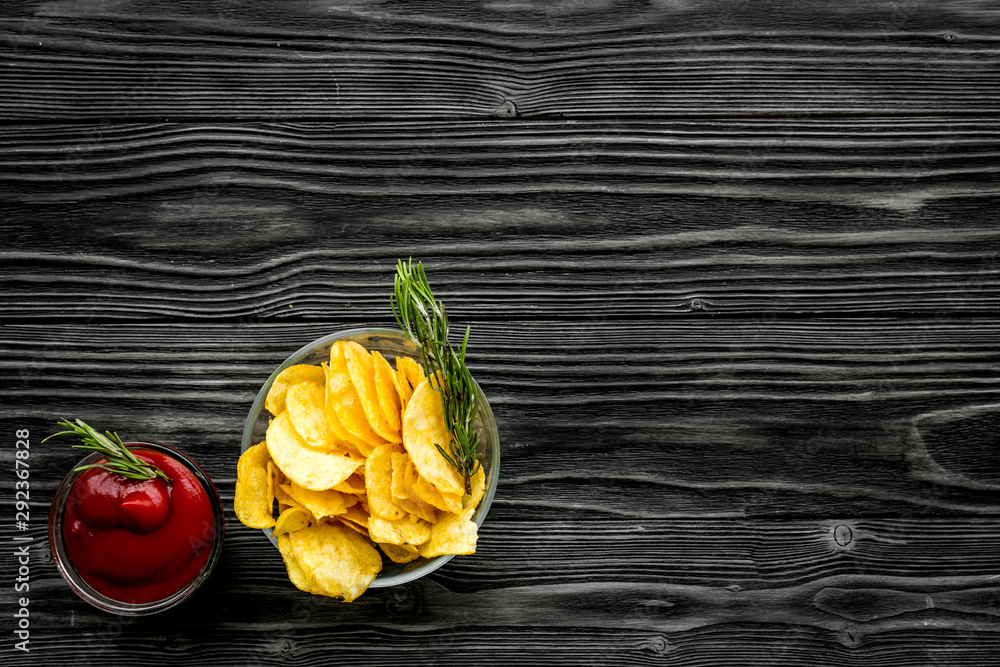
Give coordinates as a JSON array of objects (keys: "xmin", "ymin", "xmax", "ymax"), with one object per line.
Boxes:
[{"xmin": 238, "ymin": 328, "xmax": 499, "ymax": 600}]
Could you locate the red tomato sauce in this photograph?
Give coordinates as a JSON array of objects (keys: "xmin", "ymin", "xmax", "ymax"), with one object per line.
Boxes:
[{"xmin": 62, "ymin": 449, "xmax": 215, "ymax": 604}]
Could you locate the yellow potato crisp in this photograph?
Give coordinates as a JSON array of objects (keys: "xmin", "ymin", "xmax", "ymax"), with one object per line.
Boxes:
[
  {"xmin": 418, "ymin": 508, "xmax": 478, "ymax": 558},
  {"xmin": 277, "ymin": 534, "xmax": 326, "ymax": 595},
  {"xmin": 369, "ymin": 515, "xmax": 432, "ymax": 547},
  {"xmin": 344, "ymin": 342, "xmax": 402, "ymax": 444},
  {"xmin": 290, "ymin": 522, "xmax": 382, "ymax": 602},
  {"xmin": 327, "ymin": 342, "xmax": 388, "ymax": 449},
  {"xmin": 397, "ymin": 356, "xmax": 426, "ymax": 394},
  {"xmin": 286, "ymin": 381, "xmax": 343, "ymax": 450},
  {"xmin": 234, "ymin": 441, "xmax": 275, "ymax": 529},
  {"xmin": 323, "ymin": 403, "xmax": 370, "ymax": 457},
  {"xmin": 397, "ymin": 497, "xmax": 437, "ymax": 524},
  {"xmin": 337, "ymin": 504, "xmax": 371, "ymax": 538},
  {"xmin": 468, "ymin": 465, "xmax": 486, "ymax": 511},
  {"xmin": 390, "ymin": 451, "xmax": 409, "ymax": 501},
  {"xmin": 412, "ymin": 472, "xmax": 463, "ymax": 514},
  {"xmin": 332, "ymin": 472, "xmax": 366, "ymax": 496},
  {"xmin": 266, "ymin": 364, "xmax": 326, "ymax": 416},
  {"xmin": 394, "ymin": 358, "xmax": 414, "ymax": 412},
  {"xmin": 266, "ymin": 412, "xmax": 363, "ymax": 491},
  {"xmin": 402, "ymin": 378, "xmax": 464, "ymax": 497},
  {"xmin": 379, "ymin": 542, "xmax": 419, "ymax": 564},
  {"xmin": 372, "ymin": 351, "xmax": 403, "ymax": 432},
  {"xmin": 276, "ymin": 484, "xmax": 304, "ymax": 512},
  {"xmin": 272, "ymin": 506, "xmax": 312, "ymax": 537},
  {"xmin": 365, "ymin": 444, "xmax": 406, "ymax": 521},
  {"xmin": 286, "ymin": 481, "xmax": 357, "ymax": 519}
]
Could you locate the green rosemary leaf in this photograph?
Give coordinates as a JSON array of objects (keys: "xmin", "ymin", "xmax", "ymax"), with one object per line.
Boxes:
[
  {"xmin": 392, "ymin": 259, "xmax": 482, "ymax": 497},
  {"xmin": 43, "ymin": 419, "xmax": 172, "ymax": 483}
]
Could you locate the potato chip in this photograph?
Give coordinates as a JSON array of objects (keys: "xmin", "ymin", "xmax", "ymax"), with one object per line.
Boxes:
[
  {"xmin": 344, "ymin": 341, "xmax": 401, "ymax": 443},
  {"xmin": 385, "ymin": 353, "xmax": 407, "ymax": 401},
  {"xmin": 379, "ymin": 542, "xmax": 419, "ymax": 564},
  {"xmin": 290, "ymin": 521, "xmax": 382, "ymax": 602},
  {"xmin": 402, "ymin": 457, "xmax": 420, "ymax": 491},
  {"xmin": 333, "ymin": 472, "xmax": 366, "ymax": 496},
  {"xmin": 266, "ymin": 364, "xmax": 326, "ymax": 416},
  {"xmin": 337, "ymin": 503, "xmax": 371, "ymax": 537},
  {"xmin": 418, "ymin": 508, "xmax": 478, "ymax": 558},
  {"xmin": 328, "ymin": 342, "xmax": 388, "ymax": 449},
  {"xmin": 369, "ymin": 515, "xmax": 431, "ymax": 547},
  {"xmin": 266, "ymin": 460, "xmax": 277, "ymax": 501},
  {"xmin": 273, "ymin": 466, "xmax": 299, "ymax": 513},
  {"xmin": 324, "ymin": 400, "xmax": 371, "ymax": 458},
  {"xmin": 286, "ymin": 381, "xmax": 341, "ymax": 450},
  {"xmin": 266, "ymin": 412, "xmax": 363, "ymax": 491},
  {"xmin": 277, "ymin": 534, "xmax": 326, "ymax": 595},
  {"xmin": 390, "ymin": 452, "xmax": 409, "ymax": 501},
  {"xmin": 338, "ymin": 520, "xmax": 369, "ymax": 538},
  {"xmin": 270, "ymin": 459, "xmax": 287, "ymax": 488},
  {"xmin": 372, "ymin": 351, "xmax": 403, "ymax": 433},
  {"xmin": 365, "ymin": 444, "xmax": 406, "ymax": 520},
  {"xmin": 272, "ymin": 506, "xmax": 312, "ymax": 537},
  {"xmin": 276, "ymin": 484, "xmax": 305, "ymax": 512},
  {"xmin": 401, "ymin": 457, "xmax": 450, "ymax": 517},
  {"xmin": 394, "ymin": 358, "xmax": 414, "ymax": 412},
  {"xmin": 234, "ymin": 441, "xmax": 275, "ymax": 529},
  {"xmin": 402, "ymin": 378, "xmax": 465, "ymax": 496},
  {"xmin": 286, "ymin": 481, "xmax": 357, "ymax": 519},
  {"xmin": 322, "ymin": 362, "xmax": 375, "ymax": 456},
  {"xmin": 412, "ymin": 474, "xmax": 463, "ymax": 514},
  {"xmin": 397, "ymin": 356, "xmax": 426, "ymax": 394},
  {"xmin": 340, "ymin": 503, "xmax": 369, "ymax": 527},
  {"xmin": 468, "ymin": 464, "xmax": 486, "ymax": 510},
  {"xmin": 397, "ymin": 496, "xmax": 437, "ymax": 524}
]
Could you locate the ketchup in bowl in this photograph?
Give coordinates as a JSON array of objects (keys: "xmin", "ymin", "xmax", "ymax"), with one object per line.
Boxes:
[{"xmin": 50, "ymin": 442, "xmax": 224, "ymax": 615}]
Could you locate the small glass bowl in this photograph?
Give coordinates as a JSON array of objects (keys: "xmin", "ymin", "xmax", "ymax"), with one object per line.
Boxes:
[
  {"xmin": 241, "ymin": 327, "xmax": 500, "ymax": 587},
  {"xmin": 49, "ymin": 442, "xmax": 225, "ymax": 615}
]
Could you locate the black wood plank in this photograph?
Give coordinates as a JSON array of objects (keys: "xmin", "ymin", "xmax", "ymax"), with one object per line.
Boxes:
[
  {"xmin": 0, "ymin": 1, "xmax": 998, "ymax": 119},
  {"xmin": 1, "ymin": 118, "xmax": 999, "ymax": 321}
]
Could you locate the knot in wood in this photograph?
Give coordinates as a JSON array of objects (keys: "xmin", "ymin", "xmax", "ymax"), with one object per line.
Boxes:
[
  {"xmin": 838, "ymin": 630, "xmax": 861, "ymax": 648},
  {"xmin": 644, "ymin": 635, "xmax": 670, "ymax": 654},
  {"xmin": 689, "ymin": 298, "xmax": 705, "ymax": 311},
  {"xmin": 494, "ymin": 99, "xmax": 518, "ymax": 118},
  {"xmin": 386, "ymin": 584, "xmax": 423, "ymax": 618},
  {"xmin": 833, "ymin": 523, "xmax": 854, "ymax": 548}
]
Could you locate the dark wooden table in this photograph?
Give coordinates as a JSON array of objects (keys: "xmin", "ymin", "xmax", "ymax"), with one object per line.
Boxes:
[{"xmin": 2, "ymin": 2, "xmax": 1000, "ymax": 665}]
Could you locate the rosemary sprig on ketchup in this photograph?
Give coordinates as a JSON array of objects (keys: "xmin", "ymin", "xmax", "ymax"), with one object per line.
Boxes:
[
  {"xmin": 45, "ymin": 419, "xmax": 217, "ymax": 604},
  {"xmin": 47, "ymin": 419, "xmax": 172, "ymax": 482}
]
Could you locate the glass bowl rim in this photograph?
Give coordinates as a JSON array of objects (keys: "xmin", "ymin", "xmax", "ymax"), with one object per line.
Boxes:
[
  {"xmin": 240, "ymin": 326, "xmax": 500, "ymax": 588},
  {"xmin": 48, "ymin": 441, "xmax": 225, "ymax": 616}
]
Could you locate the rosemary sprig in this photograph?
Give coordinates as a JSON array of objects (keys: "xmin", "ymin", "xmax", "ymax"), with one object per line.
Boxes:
[
  {"xmin": 43, "ymin": 419, "xmax": 172, "ymax": 483},
  {"xmin": 392, "ymin": 259, "xmax": 482, "ymax": 497}
]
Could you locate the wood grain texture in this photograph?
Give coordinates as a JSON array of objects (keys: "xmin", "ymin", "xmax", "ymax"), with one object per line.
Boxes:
[
  {"xmin": 4, "ymin": 117, "xmax": 1000, "ymax": 204},
  {"xmin": 0, "ymin": 1, "xmax": 998, "ymax": 119},
  {"xmin": 2, "ymin": 1, "xmax": 999, "ymax": 663},
  {"xmin": 1, "ymin": 118, "xmax": 999, "ymax": 321}
]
